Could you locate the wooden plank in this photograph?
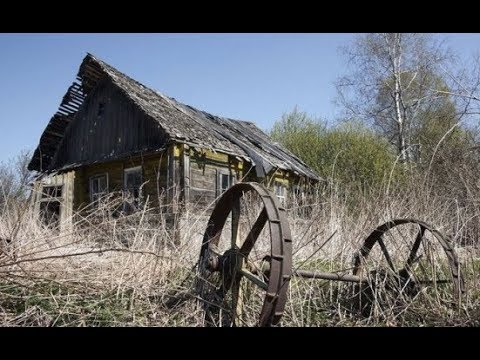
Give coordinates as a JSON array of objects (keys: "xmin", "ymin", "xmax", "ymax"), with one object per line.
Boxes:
[
  {"xmin": 183, "ymin": 144, "xmax": 190, "ymax": 202},
  {"xmin": 60, "ymin": 103, "xmax": 79, "ymax": 113},
  {"xmin": 167, "ymin": 145, "xmax": 175, "ymax": 205},
  {"xmin": 45, "ymin": 130, "xmax": 65, "ymax": 138}
]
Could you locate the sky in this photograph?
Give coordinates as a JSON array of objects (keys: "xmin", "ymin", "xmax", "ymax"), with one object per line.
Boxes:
[{"xmin": 1, "ymin": 33, "xmax": 479, "ymax": 164}]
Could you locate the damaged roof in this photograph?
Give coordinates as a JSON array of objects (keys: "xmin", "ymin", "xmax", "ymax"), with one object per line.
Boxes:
[{"xmin": 29, "ymin": 53, "xmax": 320, "ymax": 181}]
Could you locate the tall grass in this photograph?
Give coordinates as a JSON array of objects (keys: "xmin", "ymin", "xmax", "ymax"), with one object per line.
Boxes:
[{"xmin": 0, "ymin": 177, "xmax": 479, "ymax": 326}]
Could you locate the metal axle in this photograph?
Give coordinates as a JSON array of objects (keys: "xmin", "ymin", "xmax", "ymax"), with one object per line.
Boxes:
[{"xmin": 293, "ymin": 269, "xmax": 365, "ymax": 283}]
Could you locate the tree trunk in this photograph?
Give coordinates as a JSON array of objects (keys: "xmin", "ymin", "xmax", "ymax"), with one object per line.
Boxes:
[
  {"xmin": 394, "ymin": 79, "xmax": 408, "ymax": 162},
  {"xmin": 389, "ymin": 33, "xmax": 408, "ymax": 162}
]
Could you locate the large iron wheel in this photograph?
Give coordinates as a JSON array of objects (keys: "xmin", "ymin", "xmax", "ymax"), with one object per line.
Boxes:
[
  {"xmin": 352, "ymin": 219, "xmax": 464, "ymax": 315},
  {"xmin": 196, "ymin": 182, "xmax": 292, "ymax": 327}
]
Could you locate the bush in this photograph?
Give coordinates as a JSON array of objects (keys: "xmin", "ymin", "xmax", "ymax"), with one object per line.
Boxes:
[
  {"xmin": 0, "ymin": 150, "xmax": 34, "ymax": 213},
  {"xmin": 270, "ymin": 108, "xmax": 402, "ymax": 192}
]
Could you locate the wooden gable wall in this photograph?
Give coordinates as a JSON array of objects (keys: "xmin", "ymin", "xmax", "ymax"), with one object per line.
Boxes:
[{"xmin": 50, "ymin": 78, "xmax": 168, "ymax": 170}]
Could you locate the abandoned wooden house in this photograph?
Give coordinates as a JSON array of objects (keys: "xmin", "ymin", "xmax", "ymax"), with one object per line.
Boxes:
[{"xmin": 28, "ymin": 53, "xmax": 320, "ymax": 230}]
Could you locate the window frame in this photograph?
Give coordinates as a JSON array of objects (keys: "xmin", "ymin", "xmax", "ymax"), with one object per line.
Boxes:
[
  {"xmin": 89, "ymin": 173, "xmax": 109, "ymax": 205},
  {"xmin": 122, "ymin": 166, "xmax": 144, "ymax": 212},
  {"xmin": 216, "ymin": 170, "xmax": 235, "ymax": 197},
  {"xmin": 123, "ymin": 166, "xmax": 143, "ymax": 198},
  {"xmin": 273, "ymin": 181, "xmax": 287, "ymax": 205},
  {"xmin": 41, "ymin": 185, "xmax": 63, "ymax": 200},
  {"xmin": 39, "ymin": 184, "xmax": 64, "ymax": 228}
]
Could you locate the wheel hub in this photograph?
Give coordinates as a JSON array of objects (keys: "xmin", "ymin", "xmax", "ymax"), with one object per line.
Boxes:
[{"xmin": 206, "ymin": 248, "xmax": 244, "ymax": 276}]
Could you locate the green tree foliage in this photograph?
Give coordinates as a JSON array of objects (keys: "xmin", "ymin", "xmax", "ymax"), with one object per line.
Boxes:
[
  {"xmin": 271, "ymin": 108, "xmax": 400, "ymax": 190},
  {"xmin": 270, "ymin": 107, "xmax": 324, "ymax": 169},
  {"xmin": 414, "ymin": 98, "xmax": 465, "ymax": 162},
  {"xmin": 412, "ymin": 98, "xmax": 479, "ymax": 195}
]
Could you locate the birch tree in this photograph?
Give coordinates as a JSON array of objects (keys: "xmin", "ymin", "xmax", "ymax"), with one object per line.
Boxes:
[{"xmin": 336, "ymin": 33, "xmax": 454, "ymax": 162}]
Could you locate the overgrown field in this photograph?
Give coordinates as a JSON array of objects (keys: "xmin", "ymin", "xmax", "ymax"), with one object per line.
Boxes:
[{"xmin": 1, "ymin": 179, "xmax": 480, "ymax": 327}]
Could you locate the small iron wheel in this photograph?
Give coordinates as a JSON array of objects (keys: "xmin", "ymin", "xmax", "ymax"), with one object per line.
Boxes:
[
  {"xmin": 196, "ymin": 182, "xmax": 292, "ymax": 327},
  {"xmin": 352, "ymin": 219, "xmax": 464, "ymax": 315}
]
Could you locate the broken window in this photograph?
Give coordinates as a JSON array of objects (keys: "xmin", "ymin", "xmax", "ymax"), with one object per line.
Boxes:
[
  {"xmin": 39, "ymin": 185, "xmax": 63, "ymax": 228},
  {"xmin": 123, "ymin": 166, "xmax": 143, "ymax": 211},
  {"xmin": 89, "ymin": 174, "xmax": 109, "ymax": 206},
  {"xmin": 273, "ymin": 181, "xmax": 286, "ymax": 206},
  {"xmin": 42, "ymin": 185, "xmax": 62, "ymax": 199}
]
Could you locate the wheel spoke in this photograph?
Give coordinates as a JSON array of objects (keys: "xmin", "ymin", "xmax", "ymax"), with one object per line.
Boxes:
[
  {"xmin": 239, "ymin": 207, "xmax": 267, "ymax": 256},
  {"xmin": 240, "ymin": 268, "xmax": 268, "ymax": 290},
  {"xmin": 406, "ymin": 225, "xmax": 425, "ymax": 267},
  {"xmin": 377, "ymin": 236, "xmax": 396, "ymax": 273},
  {"xmin": 398, "ymin": 226, "xmax": 426, "ymax": 283}
]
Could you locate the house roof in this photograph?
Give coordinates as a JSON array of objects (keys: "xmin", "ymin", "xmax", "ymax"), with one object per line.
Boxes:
[{"xmin": 29, "ymin": 53, "xmax": 321, "ymax": 181}]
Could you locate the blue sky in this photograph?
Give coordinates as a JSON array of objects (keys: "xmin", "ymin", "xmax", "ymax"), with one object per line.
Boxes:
[{"xmin": 1, "ymin": 33, "xmax": 479, "ymax": 164}]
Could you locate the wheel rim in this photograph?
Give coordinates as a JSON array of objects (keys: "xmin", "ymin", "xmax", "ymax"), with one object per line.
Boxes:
[{"xmin": 196, "ymin": 182, "xmax": 292, "ymax": 327}]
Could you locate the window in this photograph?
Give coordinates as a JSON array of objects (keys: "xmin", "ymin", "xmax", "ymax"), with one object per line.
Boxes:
[
  {"xmin": 97, "ymin": 102, "xmax": 105, "ymax": 117},
  {"xmin": 221, "ymin": 173, "xmax": 230, "ymax": 193},
  {"xmin": 124, "ymin": 166, "xmax": 143, "ymax": 206},
  {"xmin": 89, "ymin": 174, "xmax": 109, "ymax": 205},
  {"xmin": 39, "ymin": 185, "xmax": 63, "ymax": 228},
  {"xmin": 273, "ymin": 181, "xmax": 286, "ymax": 205},
  {"xmin": 42, "ymin": 185, "xmax": 62, "ymax": 199},
  {"xmin": 217, "ymin": 171, "xmax": 235, "ymax": 197}
]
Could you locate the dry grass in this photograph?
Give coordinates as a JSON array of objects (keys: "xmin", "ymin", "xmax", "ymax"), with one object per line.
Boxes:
[{"xmin": 1, "ymin": 180, "xmax": 480, "ymax": 327}]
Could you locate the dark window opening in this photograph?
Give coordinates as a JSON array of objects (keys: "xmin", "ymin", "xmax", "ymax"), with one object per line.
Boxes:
[
  {"xmin": 217, "ymin": 172, "xmax": 235, "ymax": 197},
  {"xmin": 221, "ymin": 174, "xmax": 230, "ymax": 193},
  {"xmin": 39, "ymin": 201, "xmax": 61, "ymax": 228},
  {"xmin": 97, "ymin": 102, "xmax": 105, "ymax": 117},
  {"xmin": 123, "ymin": 167, "xmax": 143, "ymax": 212},
  {"xmin": 89, "ymin": 174, "xmax": 109, "ymax": 206},
  {"xmin": 39, "ymin": 184, "xmax": 63, "ymax": 229}
]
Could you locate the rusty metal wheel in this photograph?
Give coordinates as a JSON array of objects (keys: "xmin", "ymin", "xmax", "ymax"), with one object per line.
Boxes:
[
  {"xmin": 196, "ymin": 182, "xmax": 292, "ymax": 327},
  {"xmin": 352, "ymin": 219, "xmax": 464, "ymax": 315}
]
